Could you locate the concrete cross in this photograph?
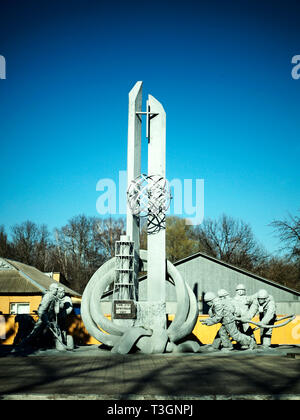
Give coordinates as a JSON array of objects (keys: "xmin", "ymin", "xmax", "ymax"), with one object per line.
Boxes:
[{"xmin": 136, "ymin": 102, "xmax": 158, "ymax": 140}]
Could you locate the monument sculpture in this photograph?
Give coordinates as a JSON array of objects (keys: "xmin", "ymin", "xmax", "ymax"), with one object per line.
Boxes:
[
  {"xmin": 81, "ymin": 81, "xmax": 199, "ymax": 354},
  {"xmin": 202, "ymin": 291, "xmax": 257, "ymax": 351},
  {"xmin": 233, "ymin": 283, "xmax": 256, "ymax": 335},
  {"xmin": 201, "ymin": 288, "xmax": 295, "ymax": 351},
  {"xmin": 15, "ymin": 282, "xmax": 74, "ymax": 352},
  {"xmin": 81, "ymin": 82, "xmax": 296, "ymax": 355},
  {"xmin": 9, "ymin": 83, "xmax": 296, "ymax": 356},
  {"xmin": 55, "ymin": 286, "xmax": 74, "ymax": 351}
]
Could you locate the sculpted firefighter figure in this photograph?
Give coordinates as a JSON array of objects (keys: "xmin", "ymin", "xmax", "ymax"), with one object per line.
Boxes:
[
  {"xmin": 254, "ymin": 289, "xmax": 276, "ymax": 347},
  {"xmin": 15, "ymin": 283, "xmax": 74, "ymax": 351},
  {"xmin": 16, "ymin": 282, "xmax": 59, "ymax": 349},
  {"xmin": 202, "ymin": 286, "xmax": 296, "ymax": 351},
  {"xmin": 56, "ymin": 286, "xmax": 74, "ymax": 351},
  {"xmin": 202, "ymin": 291, "xmax": 257, "ymax": 351},
  {"xmin": 233, "ymin": 284, "xmax": 257, "ymax": 336}
]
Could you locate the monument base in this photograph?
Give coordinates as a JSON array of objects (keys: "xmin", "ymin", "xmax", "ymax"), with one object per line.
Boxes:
[
  {"xmin": 132, "ymin": 301, "xmax": 168, "ymax": 354},
  {"xmin": 135, "ymin": 301, "xmax": 167, "ymax": 330}
]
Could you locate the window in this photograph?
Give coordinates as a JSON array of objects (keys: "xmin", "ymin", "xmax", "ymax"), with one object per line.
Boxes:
[{"xmin": 10, "ymin": 303, "xmax": 30, "ymax": 315}]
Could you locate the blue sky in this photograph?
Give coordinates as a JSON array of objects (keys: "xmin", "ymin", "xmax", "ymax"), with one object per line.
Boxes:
[{"xmin": 0, "ymin": 0, "xmax": 299, "ymax": 254}]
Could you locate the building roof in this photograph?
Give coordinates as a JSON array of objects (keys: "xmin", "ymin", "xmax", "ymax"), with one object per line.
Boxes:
[
  {"xmin": 132, "ymin": 251, "xmax": 300, "ymax": 298},
  {"xmin": 0, "ymin": 257, "xmax": 81, "ymax": 297},
  {"xmin": 173, "ymin": 251, "xmax": 300, "ymax": 297}
]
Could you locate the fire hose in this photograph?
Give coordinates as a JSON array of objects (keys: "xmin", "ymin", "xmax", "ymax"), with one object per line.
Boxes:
[{"xmin": 236, "ymin": 314, "xmax": 296, "ymax": 331}]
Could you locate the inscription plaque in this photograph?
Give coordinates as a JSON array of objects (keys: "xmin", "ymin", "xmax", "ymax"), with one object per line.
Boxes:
[{"xmin": 113, "ymin": 300, "xmax": 136, "ymax": 319}]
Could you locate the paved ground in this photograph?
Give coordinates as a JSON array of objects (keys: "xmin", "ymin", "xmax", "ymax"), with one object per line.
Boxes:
[{"xmin": 0, "ymin": 345, "xmax": 299, "ymax": 400}]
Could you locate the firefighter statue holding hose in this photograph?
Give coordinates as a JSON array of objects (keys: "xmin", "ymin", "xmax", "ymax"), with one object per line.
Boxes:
[
  {"xmin": 15, "ymin": 283, "xmax": 74, "ymax": 352},
  {"xmin": 201, "ymin": 286, "xmax": 295, "ymax": 351}
]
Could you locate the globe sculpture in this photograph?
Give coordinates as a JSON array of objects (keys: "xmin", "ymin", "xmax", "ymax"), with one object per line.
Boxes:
[{"xmin": 127, "ymin": 174, "xmax": 171, "ymax": 234}]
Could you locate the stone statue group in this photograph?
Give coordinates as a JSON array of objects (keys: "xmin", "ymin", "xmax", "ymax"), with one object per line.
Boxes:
[
  {"xmin": 201, "ymin": 284, "xmax": 280, "ymax": 351},
  {"xmin": 14, "ymin": 282, "xmax": 294, "ymax": 354},
  {"xmin": 15, "ymin": 283, "xmax": 74, "ymax": 352}
]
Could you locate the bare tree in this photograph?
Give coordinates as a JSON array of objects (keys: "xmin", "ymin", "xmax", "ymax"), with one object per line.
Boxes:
[
  {"xmin": 93, "ymin": 217, "xmax": 125, "ymax": 259},
  {"xmin": 52, "ymin": 215, "xmax": 125, "ymax": 293},
  {"xmin": 10, "ymin": 221, "xmax": 51, "ymax": 271},
  {"xmin": 262, "ymin": 256, "xmax": 299, "ymax": 290},
  {"xmin": 0, "ymin": 225, "xmax": 12, "ymax": 258},
  {"xmin": 192, "ymin": 214, "xmax": 267, "ymax": 272},
  {"xmin": 270, "ymin": 211, "xmax": 300, "ymax": 260},
  {"xmin": 53, "ymin": 215, "xmax": 96, "ymax": 292}
]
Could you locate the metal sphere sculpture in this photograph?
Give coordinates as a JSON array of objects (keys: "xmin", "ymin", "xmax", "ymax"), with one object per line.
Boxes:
[
  {"xmin": 127, "ymin": 174, "xmax": 171, "ymax": 233},
  {"xmin": 127, "ymin": 174, "xmax": 171, "ymax": 217}
]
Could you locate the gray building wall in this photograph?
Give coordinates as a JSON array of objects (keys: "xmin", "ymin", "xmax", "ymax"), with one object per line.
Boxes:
[
  {"xmin": 137, "ymin": 253, "xmax": 300, "ymax": 314},
  {"xmin": 176, "ymin": 254, "xmax": 300, "ymax": 302}
]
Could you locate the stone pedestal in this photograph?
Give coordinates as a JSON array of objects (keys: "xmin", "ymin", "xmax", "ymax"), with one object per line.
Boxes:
[{"xmin": 135, "ymin": 301, "xmax": 167, "ymax": 330}]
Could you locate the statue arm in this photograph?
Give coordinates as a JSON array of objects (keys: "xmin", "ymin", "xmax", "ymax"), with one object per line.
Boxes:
[
  {"xmin": 260, "ymin": 301, "xmax": 276, "ymax": 325},
  {"xmin": 38, "ymin": 294, "xmax": 52, "ymax": 316},
  {"xmin": 202, "ymin": 317, "xmax": 219, "ymax": 326},
  {"xmin": 207, "ymin": 302, "xmax": 223, "ymax": 325},
  {"xmin": 246, "ymin": 299, "xmax": 259, "ymax": 320},
  {"xmin": 201, "ymin": 302, "xmax": 223, "ymax": 326}
]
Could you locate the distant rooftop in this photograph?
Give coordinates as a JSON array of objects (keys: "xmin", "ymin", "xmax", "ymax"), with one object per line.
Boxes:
[{"xmin": 0, "ymin": 257, "xmax": 81, "ymax": 297}]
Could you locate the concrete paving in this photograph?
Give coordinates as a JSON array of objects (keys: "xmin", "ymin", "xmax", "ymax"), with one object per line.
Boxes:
[{"xmin": 0, "ymin": 345, "xmax": 299, "ymax": 400}]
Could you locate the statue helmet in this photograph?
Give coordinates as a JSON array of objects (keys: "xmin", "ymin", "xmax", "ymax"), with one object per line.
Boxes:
[
  {"xmin": 257, "ymin": 289, "xmax": 268, "ymax": 299},
  {"xmin": 218, "ymin": 289, "xmax": 229, "ymax": 298},
  {"xmin": 204, "ymin": 292, "xmax": 216, "ymax": 302},
  {"xmin": 236, "ymin": 283, "xmax": 246, "ymax": 291},
  {"xmin": 49, "ymin": 282, "xmax": 59, "ymax": 291}
]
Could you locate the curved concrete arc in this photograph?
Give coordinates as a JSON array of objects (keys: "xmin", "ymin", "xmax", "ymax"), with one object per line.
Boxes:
[{"xmin": 81, "ymin": 250, "xmax": 199, "ymax": 353}]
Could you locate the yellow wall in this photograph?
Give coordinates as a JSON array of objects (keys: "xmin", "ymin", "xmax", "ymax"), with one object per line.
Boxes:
[
  {"xmin": 69, "ymin": 314, "xmax": 300, "ymax": 347},
  {"xmin": 0, "ymin": 296, "xmax": 42, "ymax": 345},
  {"xmin": 52, "ymin": 273, "xmax": 61, "ymax": 282},
  {"xmin": 0, "ymin": 295, "xmax": 41, "ymax": 315}
]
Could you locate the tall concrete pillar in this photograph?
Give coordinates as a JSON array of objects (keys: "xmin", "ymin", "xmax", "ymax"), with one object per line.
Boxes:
[
  {"xmin": 126, "ymin": 81, "xmax": 142, "ymax": 298},
  {"xmin": 147, "ymin": 94, "xmax": 166, "ymax": 320},
  {"xmin": 125, "ymin": 83, "xmax": 167, "ymax": 329},
  {"xmin": 126, "ymin": 81, "xmax": 142, "ymax": 248}
]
